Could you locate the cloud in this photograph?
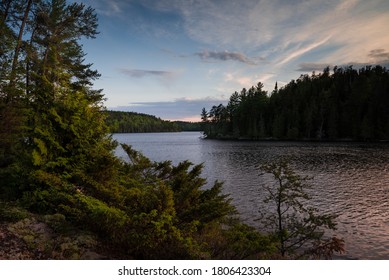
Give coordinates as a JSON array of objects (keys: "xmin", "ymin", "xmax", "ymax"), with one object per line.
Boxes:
[
  {"xmin": 109, "ymin": 97, "xmax": 228, "ymax": 121},
  {"xmin": 88, "ymin": 0, "xmax": 389, "ymax": 105},
  {"xmin": 276, "ymin": 36, "xmax": 332, "ymax": 66},
  {"xmin": 84, "ymin": 0, "xmax": 126, "ymax": 17},
  {"xmin": 303, "ymin": 2, "xmax": 389, "ymax": 65},
  {"xmin": 162, "ymin": 1, "xmax": 389, "ymax": 65},
  {"xmin": 368, "ymin": 49, "xmax": 389, "ymax": 64},
  {"xmin": 117, "ymin": 68, "xmax": 182, "ymax": 88},
  {"xmin": 296, "ymin": 63, "xmax": 333, "ymax": 72},
  {"xmin": 224, "ymin": 73, "xmax": 255, "ymax": 88},
  {"xmin": 119, "ymin": 68, "xmax": 176, "ymax": 79},
  {"xmin": 195, "ymin": 50, "xmax": 257, "ymax": 65},
  {"xmin": 223, "ymin": 72, "xmax": 275, "ymax": 89},
  {"xmin": 297, "ymin": 49, "xmax": 389, "ymax": 73},
  {"xmin": 94, "ymin": 0, "xmax": 389, "ymax": 71},
  {"xmin": 327, "ymin": 49, "xmax": 389, "ymax": 70},
  {"xmin": 157, "ymin": 0, "xmax": 329, "ymax": 49}
]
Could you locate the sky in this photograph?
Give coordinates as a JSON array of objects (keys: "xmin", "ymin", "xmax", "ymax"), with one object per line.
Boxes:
[{"xmin": 75, "ymin": 0, "xmax": 389, "ymax": 121}]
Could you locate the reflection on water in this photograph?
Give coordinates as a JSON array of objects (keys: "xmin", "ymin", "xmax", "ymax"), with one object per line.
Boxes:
[{"xmin": 113, "ymin": 132, "xmax": 389, "ymax": 259}]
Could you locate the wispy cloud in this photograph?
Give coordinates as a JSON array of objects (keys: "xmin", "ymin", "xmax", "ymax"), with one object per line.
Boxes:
[
  {"xmin": 224, "ymin": 73, "xmax": 255, "ymax": 88},
  {"xmin": 85, "ymin": 0, "xmax": 126, "ymax": 17},
  {"xmin": 223, "ymin": 71, "xmax": 275, "ymax": 90},
  {"xmin": 94, "ymin": 0, "xmax": 389, "ymax": 73},
  {"xmin": 195, "ymin": 50, "xmax": 257, "ymax": 65},
  {"xmin": 117, "ymin": 68, "xmax": 182, "ymax": 89},
  {"xmin": 83, "ymin": 0, "xmax": 389, "ymax": 121},
  {"xmin": 119, "ymin": 68, "xmax": 176, "ymax": 79},
  {"xmin": 368, "ymin": 49, "xmax": 389, "ymax": 64},
  {"xmin": 277, "ymin": 36, "xmax": 332, "ymax": 66},
  {"xmin": 159, "ymin": 0, "xmax": 389, "ymax": 67},
  {"xmin": 297, "ymin": 49, "xmax": 389, "ymax": 73}
]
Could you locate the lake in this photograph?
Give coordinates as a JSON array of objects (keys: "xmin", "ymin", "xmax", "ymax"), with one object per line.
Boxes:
[{"xmin": 113, "ymin": 131, "xmax": 389, "ymax": 259}]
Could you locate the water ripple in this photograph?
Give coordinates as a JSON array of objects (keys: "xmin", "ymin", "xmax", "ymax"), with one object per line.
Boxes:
[{"xmin": 114, "ymin": 133, "xmax": 389, "ymax": 259}]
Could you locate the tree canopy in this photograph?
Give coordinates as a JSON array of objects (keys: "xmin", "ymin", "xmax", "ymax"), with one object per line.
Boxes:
[
  {"xmin": 1, "ymin": 0, "xmax": 344, "ymax": 259},
  {"xmin": 259, "ymin": 160, "xmax": 345, "ymax": 259},
  {"xmin": 0, "ymin": 0, "xmax": 274, "ymax": 259},
  {"xmin": 105, "ymin": 111, "xmax": 181, "ymax": 133},
  {"xmin": 201, "ymin": 66, "xmax": 389, "ymax": 141}
]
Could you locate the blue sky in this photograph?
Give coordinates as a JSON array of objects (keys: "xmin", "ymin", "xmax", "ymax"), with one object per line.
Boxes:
[{"xmin": 75, "ymin": 0, "xmax": 389, "ymax": 121}]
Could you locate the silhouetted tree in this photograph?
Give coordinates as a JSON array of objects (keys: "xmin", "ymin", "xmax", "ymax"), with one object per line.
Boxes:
[
  {"xmin": 259, "ymin": 160, "xmax": 345, "ymax": 259},
  {"xmin": 202, "ymin": 65, "xmax": 389, "ymax": 141}
]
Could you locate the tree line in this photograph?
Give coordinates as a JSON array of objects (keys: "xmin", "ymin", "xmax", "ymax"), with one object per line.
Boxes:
[
  {"xmin": 201, "ymin": 66, "xmax": 389, "ymax": 141},
  {"xmin": 0, "ymin": 0, "xmax": 268, "ymax": 259},
  {"xmin": 1, "ymin": 0, "xmax": 251, "ymax": 259},
  {"xmin": 1, "ymin": 0, "xmax": 343, "ymax": 259},
  {"xmin": 105, "ymin": 111, "xmax": 202, "ymax": 133},
  {"xmin": 105, "ymin": 111, "xmax": 181, "ymax": 133}
]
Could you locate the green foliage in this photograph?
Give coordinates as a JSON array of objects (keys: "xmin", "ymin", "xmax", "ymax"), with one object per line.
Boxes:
[
  {"xmin": 173, "ymin": 121, "xmax": 202, "ymax": 131},
  {"xmin": 106, "ymin": 111, "xmax": 181, "ymax": 133},
  {"xmin": 202, "ymin": 66, "xmax": 389, "ymax": 141},
  {"xmin": 259, "ymin": 160, "xmax": 345, "ymax": 259},
  {"xmin": 1, "ymin": 0, "xmax": 278, "ymax": 260},
  {"xmin": 0, "ymin": 201, "xmax": 31, "ymax": 222},
  {"xmin": 113, "ymin": 145, "xmax": 239, "ymax": 258},
  {"xmin": 105, "ymin": 111, "xmax": 201, "ymax": 133},
  {"xmin": 18, "ymin": 142, "xmax": 253, "ymax": 259},
  {"xmin": 199, "ymin": 219, "xmax": 277, "ymax": 259}
]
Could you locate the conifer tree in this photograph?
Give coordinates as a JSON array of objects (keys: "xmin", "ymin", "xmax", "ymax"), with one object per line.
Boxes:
[
  {"xmin": 0, "ymin": 0, "xmax": 115, "ymax": 197},
  {"xmin": 1, "ymin": 1, "xmax": 272, "ymax": 260},
  {"xmin": 259, "ymin": 160, "xmax": 345, "ymax": 259},
  {"xmin": 0, "ymin": 0, "xmax": 36, "ymax": 197}
]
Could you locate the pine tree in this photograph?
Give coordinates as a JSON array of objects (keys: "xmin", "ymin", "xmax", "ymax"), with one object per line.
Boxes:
[
  {"xmin": 0, "ymin": 0, "xmax": 36, "ymax": 198},
  {"xmin": 259, "ymin": 160, "xmax": 345, "ymax": 259},
  {"xmin": 0, "ymin": 0, "xmax": 115, "ymax": 198}
]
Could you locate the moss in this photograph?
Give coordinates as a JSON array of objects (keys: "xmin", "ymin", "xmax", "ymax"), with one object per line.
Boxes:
[{"xmin": 5, "ymin": 214, "xmax": 102, "ymax": 259}]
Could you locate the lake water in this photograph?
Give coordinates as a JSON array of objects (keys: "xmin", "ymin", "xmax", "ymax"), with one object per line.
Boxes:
[{"xmin": 113, "ymin": 132, "xmax": 389, "ymax": 260}]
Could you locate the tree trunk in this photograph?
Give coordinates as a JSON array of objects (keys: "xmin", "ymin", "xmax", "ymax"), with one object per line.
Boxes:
[{"xmin": 9, "ymin": 0, "xmax": 33, "ymax": 90}]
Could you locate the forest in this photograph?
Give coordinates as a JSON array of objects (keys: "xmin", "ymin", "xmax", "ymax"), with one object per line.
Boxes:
[
  {"xmin": 105, "ymin": 111, "xmax": 181, "ymax": 133},
  {"xmin": 201, "ymin": 66, "xmax": 389, "ymax": 141},
  {"xmin": 105, "ymin": 110, "xmax": 202, "ymax": 133},
  {"xmin": 1, "ymin": 0, "xmax": 343, "ymax": 259}
]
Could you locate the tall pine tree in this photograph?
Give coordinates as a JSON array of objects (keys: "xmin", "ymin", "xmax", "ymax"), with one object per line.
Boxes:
[{"xmin": 1, "ymin": 0, "xmax": 117, "ymax": 198}]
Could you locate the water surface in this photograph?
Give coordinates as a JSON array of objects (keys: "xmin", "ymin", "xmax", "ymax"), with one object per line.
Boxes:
[{"xmin": 113, "ymin": 132, "xmax": 389, "ymax": 259}]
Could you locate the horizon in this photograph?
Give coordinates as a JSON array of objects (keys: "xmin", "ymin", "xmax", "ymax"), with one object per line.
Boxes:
[{"xmin": 75, "ymin": 0, "xmax": 389, "ymax": 121}]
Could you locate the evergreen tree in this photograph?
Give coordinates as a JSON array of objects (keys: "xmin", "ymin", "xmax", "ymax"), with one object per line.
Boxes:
[
  {"xmin": 105, "ymin": 111, "xmax": 180, "ymax": 133},
  {"xmin": 1, "ymin": 1, "xmax": 264, "ymax": 260},
  {"xmin": 0, "ymin": 0, "xmax": 113, "ymax": 197},
  {"xmin": 259, "ymin": 160, "xmax": 345, "ymax": 259},
  {"xmin": 0, "ymin": 0, "xmax": 37, "ymax": 197},
  {"xmin": 202, "ymin": 65, "xmax": 389, "ymax": 141}
]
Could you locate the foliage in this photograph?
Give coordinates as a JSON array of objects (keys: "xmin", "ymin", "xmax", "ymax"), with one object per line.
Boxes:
[
  {"xmin": 1, "ymin": 0, "xmax": 261, "ymax": 259},
  {"xmin": 106, "ymin": 110, "xmax": 181, "ymax": 133},
  {"xmin": 19, "ymin": 143, "xmax": 254, "ymax": 259},
  {"xmin": 202, "ymin": 66, "xmax": 389, "ymax": 141},
  {"xmin": 105, "ymin": 111, "xmax": 203, "ymax": 133},
  {"xmin": 2, "ymin": 0, "xmax": 333, "ymax": 260},
  {"xmin": 258, "ymin": 160, "xmax": 345, "ymax": 259},
  {"xmin": 0, "ymin": 201, "xmax": 31, "ymax": 222},
  {"xmin": 173, "ymin": 121, "xmax": 202, "ymax": 131},
  {"xmin": 198, "ymin": 218, "xmax": 277, "ymax": 259},
  {"xmin": 0, "ymin": 0, "xmax": 110, "ymax": 199}
]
